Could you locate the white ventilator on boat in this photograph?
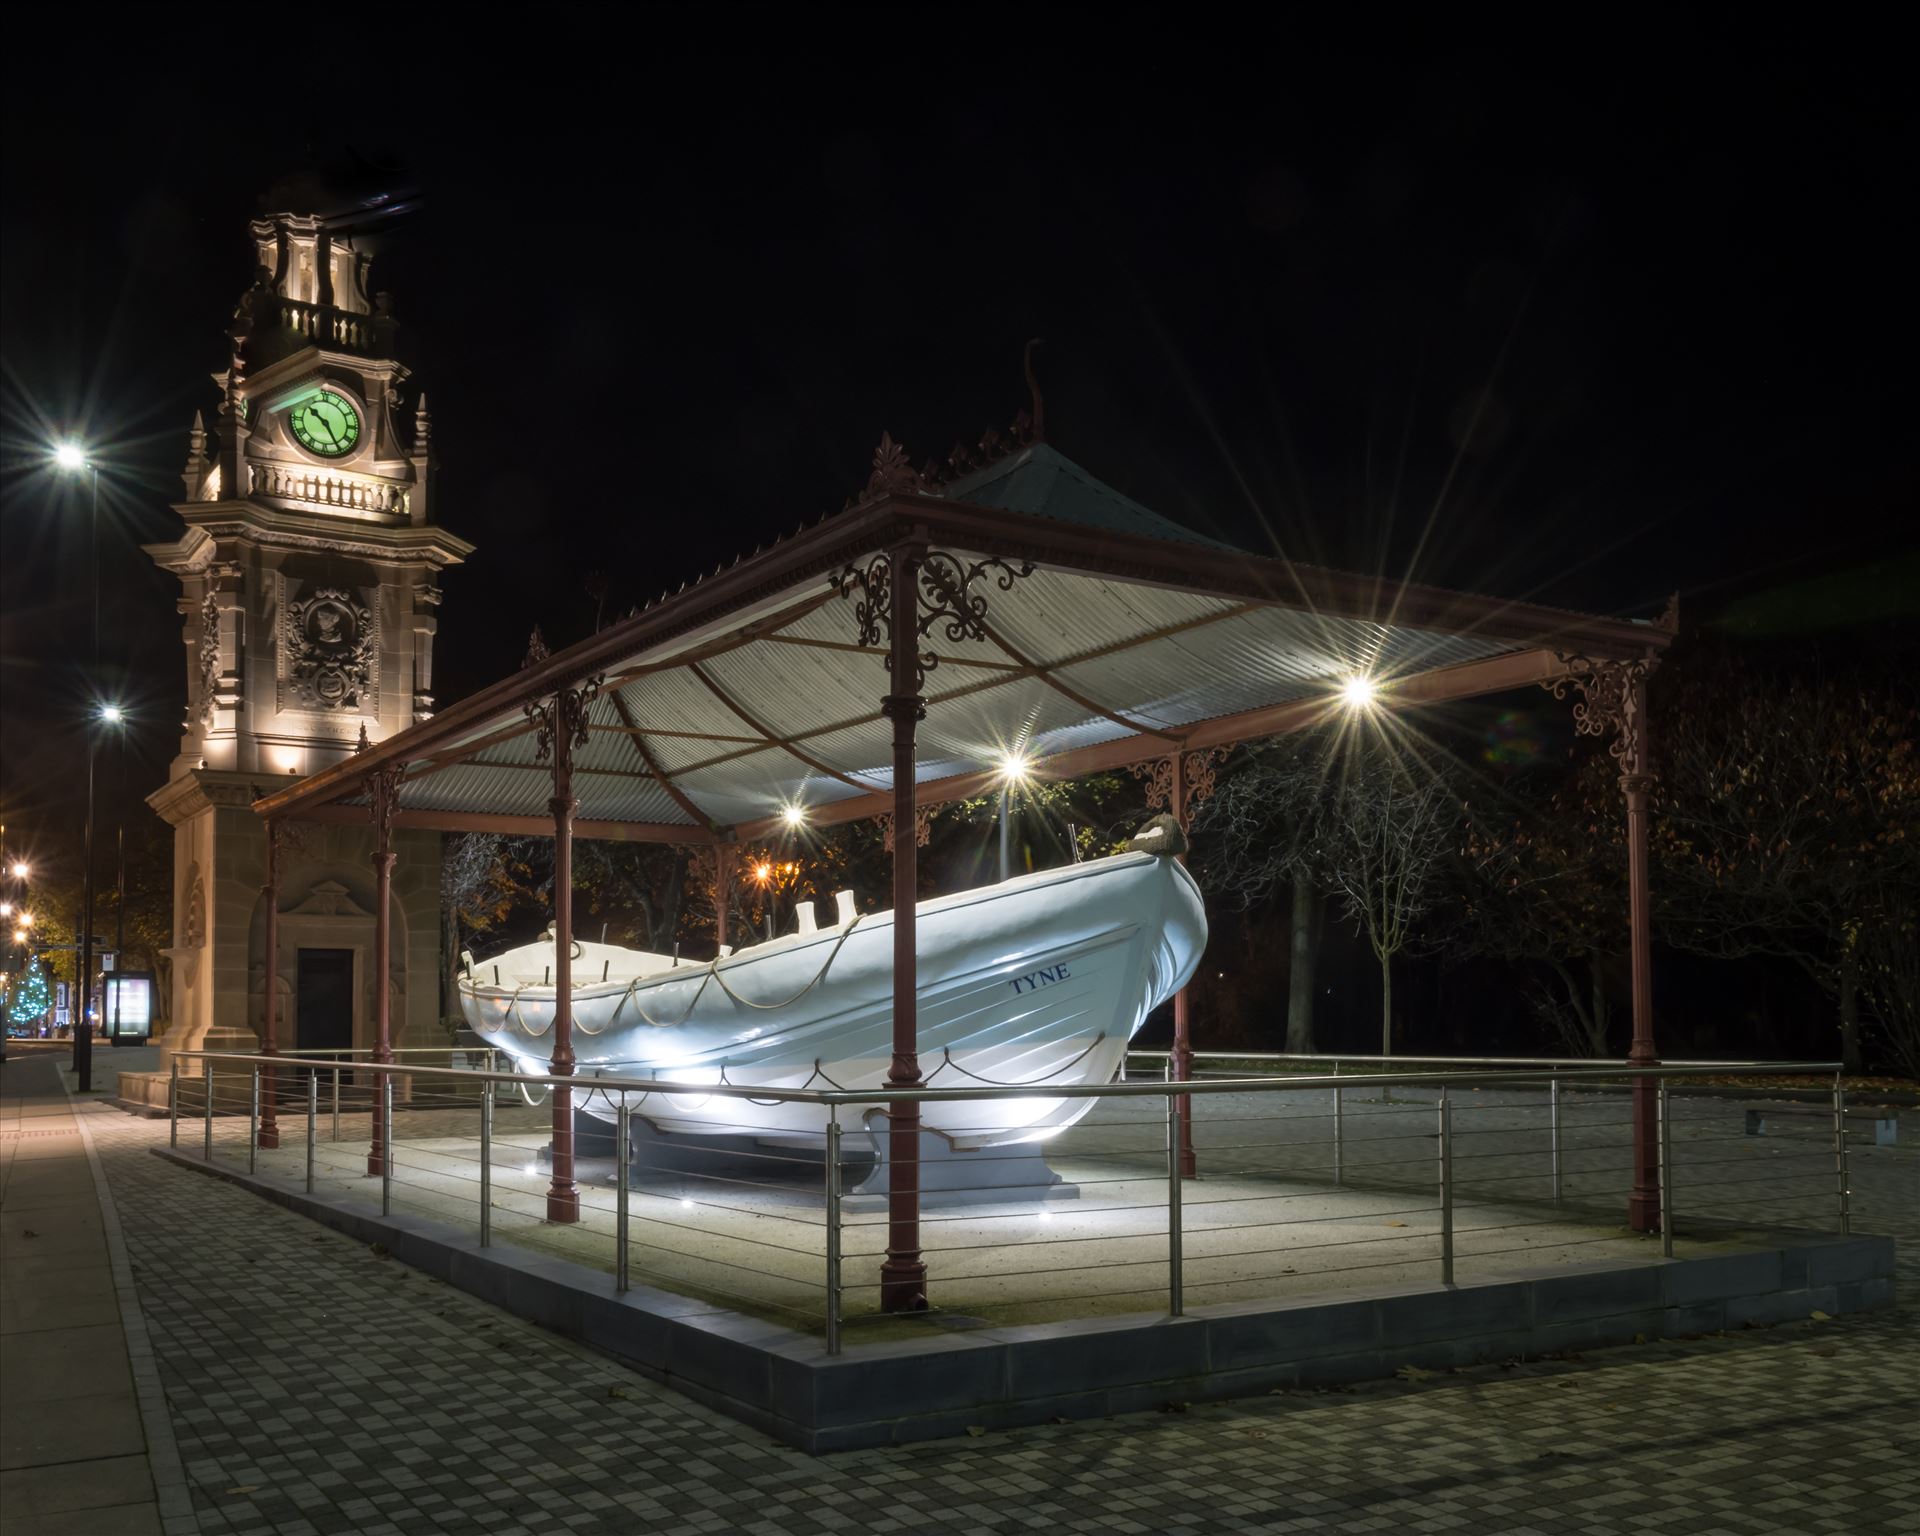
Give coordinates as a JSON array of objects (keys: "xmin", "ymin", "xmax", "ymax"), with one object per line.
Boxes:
[{"xmin": 457, "ymin": 821, "xmax": 1206, "ymax": 1149}]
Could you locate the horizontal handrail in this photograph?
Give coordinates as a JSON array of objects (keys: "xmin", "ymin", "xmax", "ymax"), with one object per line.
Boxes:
[
  {"xmin": 1126, "ymin": 1049, "xmax": 1778, "ymax": 1069},
  {"xmin": 174, "ymin": 1048, "xmax": 1841, "ymax": 1108}
]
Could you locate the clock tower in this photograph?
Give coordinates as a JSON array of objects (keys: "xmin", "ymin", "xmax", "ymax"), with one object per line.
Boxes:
[{"xmin": 141, "ymin": 204, "xmax": 471, "ymax": 1070}]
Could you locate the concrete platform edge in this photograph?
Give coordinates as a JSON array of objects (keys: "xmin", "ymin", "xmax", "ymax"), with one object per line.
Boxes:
[{"xmin": 149, "ymin": 1146, "xmax": 1896, "ymax": 1455}]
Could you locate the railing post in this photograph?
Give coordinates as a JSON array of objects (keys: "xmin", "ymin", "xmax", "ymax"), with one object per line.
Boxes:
[
  {"xmin": 248, "ymin": 1068, "xmax": 260, "ymax": 1175},
  {"xmin": 306, "ymin": 1071, "xmax": 318, "ymax": 1195},
  {"xmin": 1658, "ymin": 1077, "xmax": 1674, "ymax": 1259},
  {"xmin": 202, "ymin": 1060, "xmax": 214, "ymax": 1162},
  {"xmin": 331, "ymin": 1066, "xmax": 341, "ymax": 1144},
  {"xmin": 1550, "ymin": 1077, "xmax": 1563, "ymax": 1205},
  {"xmin": 615, "ymin": 1102, "xmax": 631, "ymax": 1295},
  {"xmin": 381, "ymin": 1074, "xmax": 394, "ymax": 1216},
  {"xmin": 168, "ymin": 1058, "xmax": 179, "ymax": 1150},
  {"xmin": 1166, "ymin": 1093, "xmax": 1184, "ymax": 1317},
  {"xmin": 1332, "ymin": 1061, "xmax": 1344, "ymax": 1187},
  {"xmin": 1438, "ymin": 1085, "xmax": 1454, "ymax": 1286},
  {"xmin": 1833, "ymin": 1074, "xmax": 1851, "ymax": 1237},
  {"xmin": 825, "ymin": 1108, "xmax": 843, "ymax": 1356},
  {"xmin": 479, "ymin": 1074, "xmax": 493, "ymax": 1249}
]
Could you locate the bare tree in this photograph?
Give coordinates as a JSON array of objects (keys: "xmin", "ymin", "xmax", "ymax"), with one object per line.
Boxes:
[
  {"xmin": 1447, "ymin": 748, "xmax": 1627, "ymax": 1057},
  {"xmin": 1196, "ymin": 742, "xmax": 1457, "ymax": 1060},
  {"xmin": 1319, "ymin": 755, "xmax": 1458, "ymax": 1067},
  {"xmin": 1193, "ymin": 743, "xmax": 1324, "ymax": 1052}
]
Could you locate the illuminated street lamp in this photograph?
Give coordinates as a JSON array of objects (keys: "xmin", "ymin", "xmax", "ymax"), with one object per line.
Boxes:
[
  {"xmin": 996, "ymin": 750, "xmax": 1033, "ymax": 883},
  {"xmin": 781, "ymin": 803, "xmax": 807, "ymax": 830},
  {"xmin": 55, "ymin": 443, "xmax": 109, "ymax": 1084},
  {"xmin": 1341, "ymin": 675, "xmax": 1377, "ymax": 709},
  {"xmin": 9, "ymin": 862, "xmax": 26, "ymax": 880}
]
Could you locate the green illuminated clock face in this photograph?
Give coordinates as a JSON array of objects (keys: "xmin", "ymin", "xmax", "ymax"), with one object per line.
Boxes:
[{"xmin": 288, "ymin": 393, "xmax": 361, "ymax": 457}]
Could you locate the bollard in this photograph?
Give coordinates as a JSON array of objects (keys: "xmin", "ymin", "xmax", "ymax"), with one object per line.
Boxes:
[
  {"xmin": 381, "ymin": 1075, "xmax": 393, "ymax": 1215},
  {"xmin": 1166, "ymin": 1094, "xmax": 1185, "ymax": 1317},
  {"xmin": 1833, "ymin": 1076, "xmax": 1851, "ymax": 1237},
  {"xmin": 1438, "ymin": 1086, "xmax": 1454, "ymax": 1286},
  {"xmin": 248, "ymin": 1068, "xmax": 260, "ymax": 1175},
  {"xmin": 306, "ymin": 1071, "xmax": 318, "ymax": 1195},
  {"xmin": 168, "ymin": 1058, "xmax": 179, "ymax": 1149},
  {"xmin": 1658, "ymin": 1079, "xmax": 1674, "ymax": 1259},
  {"xmin": 615, "ymin": 1103, "xmax": 631, "ymax": 1294},
  {"xmin": 479, "ymin": 1078, "xmax": 493, "ymax": 1249},
  {"xmin": 203, "ymin": 1060, "xmax": 214, "ymax": 1162},
  {"xmin": 825, "ymin": 1109, "xmax": 843, "ymax": 1356},
  {"xmin": 1550, "ymin": 1077, "xmax": 1563, "ymax": 1205}
]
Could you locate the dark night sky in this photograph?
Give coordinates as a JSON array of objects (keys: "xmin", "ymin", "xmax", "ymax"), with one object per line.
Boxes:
[{"xmin": 2, "ymin": 14, "xmax": 1914, "ymax": 864}]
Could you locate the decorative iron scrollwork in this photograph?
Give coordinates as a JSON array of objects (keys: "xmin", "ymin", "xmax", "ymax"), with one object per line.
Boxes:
[
  {"xmin": 1544, "ymin": 654, "xmax": 1658, "ymax": 777},
  {"xmin": 367, "ymin": 760, "xmax": 406, "ymax": 850},
  {"xmin": 521, "ymin": 626, "xmax": 603, "ymax": 789},
  {"xmin": 1131, "ymin": 747, "xmax": 1229, "ymax": 830},
  {"xmin": 879, "ymin": 806, "xmax": 935, "ymax": 853},
  {"xmin": 830, "ymin": 549, "xmax": 1036, "ymax": 689}
]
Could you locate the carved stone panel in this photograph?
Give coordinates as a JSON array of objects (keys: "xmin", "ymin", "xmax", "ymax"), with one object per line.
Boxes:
[{"xmin": 276, "ymin": 575, "xmax": 379, "ymax": 715}]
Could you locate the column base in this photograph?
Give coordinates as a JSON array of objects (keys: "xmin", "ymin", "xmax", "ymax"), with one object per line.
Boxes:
[
  {"xmin": 879, "ymin": 1258, "xmax": 928, "ymax": 1313},
  {"xmin": 257, "ymin": 1127, "xmax": 281, "ymax": 1150},
  {"xmin": 1628, "ymin": 1189, "xmax": 1662, "ymax": 1233},
  {"xmin": 546, "ymin": 1186, "xmax": 580, "ymax": 1224}
]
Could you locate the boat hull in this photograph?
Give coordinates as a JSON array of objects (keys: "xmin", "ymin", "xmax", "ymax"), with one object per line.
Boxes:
[{"xmin": 459, "ymin": 850, "xmax": 1205, "ymax": 1149}]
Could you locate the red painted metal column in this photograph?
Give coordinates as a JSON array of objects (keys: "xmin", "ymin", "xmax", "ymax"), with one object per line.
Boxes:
[
  {"xmin": 880, "ymin": 546, "xmax": 929, "ymax": 1313},
  {"xmin": 257, "ymin": 821, "xmax": 281, "ymax": 1149},
  {"xmin": 1620, "ymin": 669, "xmax": 1661, "ymax": 1233},
  {"xmin": 547, "ymin": 777, "xmax": 581, "ymax": 1223},
  {"xmin": 519, "ymin": 628, "xmax": 600, "ymax": 1226},
  {"xmin": 367, "ymin": 768, "xmax": 401, "ymax": 1179},
  {"xmin": 1168, "ymin": 754, "xmax": 1196, "ymax": 1178}
]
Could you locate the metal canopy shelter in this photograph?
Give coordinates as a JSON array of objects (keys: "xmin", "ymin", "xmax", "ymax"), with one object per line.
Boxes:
[{"xmin": 250, "ymin": 434, "xmax": 1675, "ymax": 1311}]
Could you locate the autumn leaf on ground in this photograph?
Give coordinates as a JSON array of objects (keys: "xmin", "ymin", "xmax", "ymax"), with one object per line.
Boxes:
[
  {"xmin": 1810, "ymin": 1310, "xmax": 1833, "ymax": 1321},
  {"xmin": 965, "ymin": 1425, "xmax": 986, "ymax": 1437},
  {"xmin": 1383, "ymin": 1219, "xmax": 1408, "ymax": 1228},
  {"xmin": 1396, "ymin": 1365, "xmax": 1436, "ymax": 1383}
]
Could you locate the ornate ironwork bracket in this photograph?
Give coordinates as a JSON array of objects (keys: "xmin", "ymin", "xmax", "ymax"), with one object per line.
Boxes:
[
  {"xmin": 1543, "ymin": 654, "xmax": 1659, "ymax": 780},
  {"xmin": 1131, "ymin": 747, "xmax": 1229, "ymax": 830},
  {"xmin": 829, "ymin": 549, "xmax": 1037, "ymax": 690},
  {"xmin": 367, "ymin": 761, "xmax": 406, "ymax": 853},
  {"xmin": 522, "ymin": 626, "xmax": 605, "ymax": 798},
  {"xmin": 879, "ymin": 806, "xmax": 935, "ymax": 853}
]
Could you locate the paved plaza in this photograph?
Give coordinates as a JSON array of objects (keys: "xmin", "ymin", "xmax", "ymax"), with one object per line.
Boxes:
[{"xmin": 3, "ymin": 1052, "xmax": 1916, "ymax": 1535}]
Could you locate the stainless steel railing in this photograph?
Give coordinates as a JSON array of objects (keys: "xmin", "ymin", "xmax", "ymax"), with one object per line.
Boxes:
[{"xmin": 168, "ymin": 1050, "xmax": 1853, "ymax": 1355}]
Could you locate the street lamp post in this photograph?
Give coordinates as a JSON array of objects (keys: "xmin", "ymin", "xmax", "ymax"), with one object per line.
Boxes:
[{"xmin": 55, "ymin": 444, "xmax": 106, "ymax": 1091}]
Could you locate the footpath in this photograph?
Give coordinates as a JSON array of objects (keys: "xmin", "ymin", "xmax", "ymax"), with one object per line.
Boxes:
[{"xmin": 0, "ymin": 1051, "xmax": 191, "ymax": 1536}]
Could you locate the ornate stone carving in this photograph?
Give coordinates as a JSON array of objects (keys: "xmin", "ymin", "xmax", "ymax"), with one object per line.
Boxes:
[
  {"xmin": 287, "ymin": 879, "xmax": 368, "ymax": 918},
  {"xmin": 829, "ymin": 549, "xmax": 1036, "ymax": 689},
  {"xmin": 197, "ymin": 592, "xmax": 220, "ymax": 727},
  {"xmin": 183, "ymin": 865, "xmax": 206, "ymax": 949},
  {"xmin": 281, "ymin": 583, "xmax": 378, "ymax": 712}
]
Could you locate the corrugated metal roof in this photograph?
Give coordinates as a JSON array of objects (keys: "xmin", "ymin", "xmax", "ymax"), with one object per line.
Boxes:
[
  {"xmin": 272, "ymin": 444, "xmax": 1652, "ymax": 835},
  {"xmin": 945, "ymin": 445, "xmax": 1238, "ymax": 550}
]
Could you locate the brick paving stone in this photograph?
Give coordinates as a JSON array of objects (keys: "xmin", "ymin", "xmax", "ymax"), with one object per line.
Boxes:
[{"xmin": 52, "ymin": 1100, "xmax": 1920, "ymax": 1535}]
